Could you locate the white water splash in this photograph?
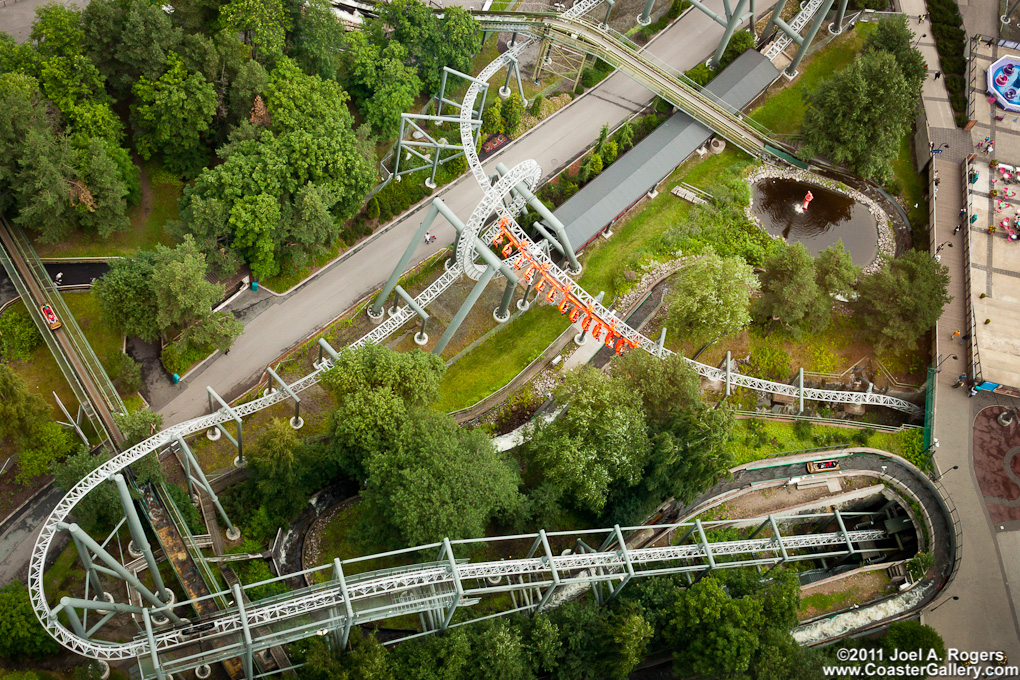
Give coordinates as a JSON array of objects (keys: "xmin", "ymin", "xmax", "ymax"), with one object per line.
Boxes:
[{"xmin": 793, "ymin": 583, "xmax": 932, "ymax": 644}]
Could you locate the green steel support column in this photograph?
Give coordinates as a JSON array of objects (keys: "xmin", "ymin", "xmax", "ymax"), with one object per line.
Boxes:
[
  {"xmin": 267, "ymin": 365, "xmax": 302, "ymax": 429},
  {"xmin": 333, "ymin": 559, "xmax": 355, "ymax": 650},
  {"xmin": 517, "ymin": 276, "xmax": 535, "ymax": 311},
  {"xmin": 657, "ymin": 327, "xmax": 667, "ymax": 357},
  {"xmin": 370, "ymin": 201, "xmax": 439, "ymax": 319},
  {"xmin": 605, "ymin": 525, "xmax": 636, "ymax": 603},
  {"xmin": 440, "ymin": 538, "xmax": 463, "ymax": 630},
  {"xmin": 393, "ymin": 285, "xmax": 431, "ymax": 345},
  {"xmin": 748, "ymin": 0, "xmax": 756, "ymax": 35},
  {"xmin": 536, "ymin": 530, "xmax": 561, "ymax": 612},
  {"xmin": 785, "ymin": 0, "xmax": 836, "ymax": 77},
  {"xmin": 695, "ymin": 519, "xmax": 716, "ymax": 573},
  {"xmin": 711, "ymin": 0, "xmax": 750, "ymax": 69},
  {"xmin": 829, "ymin": 0, "xmax": 848, "ymax": 33},
  {"xmin": 61, "ymin": 523, "xmax": 182, "ymax": 622},
  {"xmin": 762, "ymin": 0, "xmax": 787, "ymax": 42},
  {"xmin": 637, "ymin": 0, "xmax": 655, "ymax": 24},
  {"xmin": 497, "ymin": 164, "xmax": 581, "ymax": 273},
  {"xmin": 602, "ymin": 0, "xmax": 615, "ymax": 28},
  {"xmin": 433, "ymin": 265, "xmax": 497, "ymax": 355},
  {"xmin": 834, "ymin": 510, "xmax": 855, "ymax": 554},
  {"xmin": 531, "ymin": 220, "xmax": 567, "ymax": 256},
  {"xmin": 392, "ymin": 117, "xmax": 406, "ymax": 180},
  {"xmin": 500, "ymin": 62, "xmax": 514, "ymax": 98},
  {"xmin": 207, "ymin": 386, "xmax": 242, "ymax": 465},
  {"xmin": 70, "ymin": 529, "xmax": 106, "ymax": 601},
  {"xmin": 436, "ymin": 69, "xmax": 448, "ymax": 117},
  {"xmin": 233, "ymin": 584, "xmax": 254, "ymax": 680},
  {"xmin": 747, "ymin": 516, "xmax": 772, "ymax": 540},
  {"xmin": 61, "ymin": 599, "xmax": 87, "ymax": 638},
  {"xmin": 512, "ymin": 61, "xmax": 528, "ymax": 106},
  {"xmin": 496, "ymin": 277, "xmax": 516, "ymax": 323},
  {"xmin": 176, "ymin": 436, "xmax": 239, "ymax": 540},
  {"xmin": 316, "ymin": 338, "xmax": 338, "ymax": 367},
  {"xmin": 62, "ymin": 595, "xmax": 145, "ymax": 615},
  {"xmin": 112, "ymin": 473, "xmax": 170, "ymax": 602},
  {"xmin": 426, "ymin": 146, "xmax": 441, "ymax": 189},
  {"xmin": 142, "ymin": 609, "xmax": 167, "ymax": 680},
  {"xmin": 769, "ymin": 515, "xmax": 789, "ymax": 565}
]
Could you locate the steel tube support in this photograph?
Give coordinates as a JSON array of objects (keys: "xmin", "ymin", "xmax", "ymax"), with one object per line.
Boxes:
[
  {"xmin": 830, "ymin": 0, "xmax": 848, "ymax": 33},
  {"xmin": 637, "ymin": 0, "xmax": 655, "ymax": 24},
  {"xmin": 440, "ymin": 538, "xmax": 463, "ymax": 630},
  {"xmin": 61, "ymin": 524, "xmax": 181, "ymax": 622},
  {"xmin": 536, "ymin": 530, "xmax": 561, "ymax": 612},
  {"xmin": 497, "ymin": 164, "xmax": 581, "ymax": 273},
  {"xmin": 177, "ymin": 437, "xmax": 238, "ymax": 538},
  {"xmin": 371, "ymin": 202, "xmax": 439, "ymax": 318},
  {"xmin": 798, "ymin": 367, "xmax": 804, "ymax": 414},
  {"xmin": 711, "ymin": 0, "xmax": 750, "ymax": 69},
  {"xmin": 725, "ymin": 350, "xmax": 732, "ymax": 396},
  {"xmin": 143, "ymin": 609, "xmax": 166, "ymax": 680},
  {"xmin": 657, "ymin": 327, "xmax": 667, "ymax": 357},
  {"xmin": 785, "ymin": 0, "xmax": 836, "ymax": 76},
  {"xmin": 434, "ymin": 265, "xmax": 497, "ymax": 355},
  {"xmin": 496, "ymin": 278, "xmax": 516, "ymax": 322},
  {"xmin": 762, "ymin": 0, "xmax": 787, "ymax": 42},
  {"xmin": 208, "ymin": 386, "xmax": 242, "ymax": 464},
  {"xmin": 70, "ymin": 530, "xmax": 106, "ymax": 601},
  {"xmin": 333, "ymin": 559, "xmax": 355, "ymax": 649},
  {"xmin": 233, "ymin": 584, "xmax": 255, "ymax": 680},
  {"xmin": 531, "ymin": 220, "xmax": 567, "ymax": 256},
  {"xmin": 112, "ymin": 474, "xmax": 169, "ymax": 601}
]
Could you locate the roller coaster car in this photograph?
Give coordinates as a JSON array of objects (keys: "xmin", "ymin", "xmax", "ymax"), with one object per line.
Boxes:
[
  {"xmin": 806, "ymin": 460, "xmax": 839, "ymax": 473},
  {"xmin": 40, "ymin": 304, "xmax": 61, "ymax": 330}
]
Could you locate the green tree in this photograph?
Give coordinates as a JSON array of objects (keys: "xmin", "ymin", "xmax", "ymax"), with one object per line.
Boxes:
[
  {"xmin": 362, "ymin": 407, "xmax": 521, "ymax": 546},
  {"xmin": 247, "ymin": 419, "xmax": 304, "ymax": 516},
  {"xmin": 617, "ymin": 120, "xmax": 634, "ymax": 149},
  {"xmin": 16, "ymin": 422, "xmax": 72, "ymax": 485},
  {"xmin": 229, "ymin": 192, "xmax": 281, "ymax": 279},
  {"xmin": 501, "ymin": 93, "xmax": 525, "ymax": 135},
  {"xmin": 220, "ymin": 0, "xmax": 290, "ymax": 64},
  {"xmin": 815, "ymin": 240, "xmax": 860, "ymax": 302},
  {"xmin": 719, "ymin": 30, "xmax": 754, "ymax": 69},
  {"xmin": 880, "ymin": 621, "xmax": 945, "ymax": 661},
  {"xmin": 390, "ymin": 627, "xmax": 471, "ymax": 680},
  {"xmin": 229, "ymin": 60, "xmax": 270, "ymax": 124},
  {"xmin": 854, "ymin": 250, "xmax": 952, "ymax": 350},
  {"xmin": 666, "ymin": 250, "xmax": 758, "ymax": 344},
  {"xmin": 801, "ymin": 50, "xmax": 918, "ymax": 181},
  {"xmin": 437, "ymin": 7, "xmax": 481, "ymax": 81},
  {"xmin": 0, "ymin": 306, "xmax": 42, "ymax": 361},
  {"xmin": 521, "ymin": 614, "xmax": 562, "ymax": 676},
  {"xmin": 863, "ymin": 15, "xmax": 927, "ymax": 94},
  {"xmin": 113, "ymin": 408, "xmax": 163, "ymax": 447},
  {"xmin": 180, "ymin": 312, "xmax": 243, "ymax": 353},
  {"xmin": 470, "ymin": 619, "xmax": 529, "ymax": 680},
  {"xmin": 362, "ymin": 43, "xmax": 421, "ymax": 136},
  {"xmin": 0, "ymin": 363, "xmax": 72, "ymax": 486},
  {"xmin": 73, "ymin": 137, "xmax": 130, "ymax": 238},
  {"xmin": 302, "ymin": 629, "xmax": 394, "ymax": 680},
  {"xmin": 150, "ymin": 236, "xmax": 223, "ymax": 330},
  {"xmin": 522, "ymin": 366, "xmax": 649, "ymax": 513},
  {"xmin": 52, "ymin": 447, "xmax": 120, "ymax": 532},
  {"xmin": 321, "ymin": 344, "xmax": 445, "ymax": 479},
  {"xmin": 606, "ymin": 607, "xmax": 653, "ymax": 679},
  {"xmin": 30, "ymin": 4, "xmax": 84, "ymax": 58},
  {"xmin": 482, "ymin": 103, "xmax": 503, "ymax": 135},
  {"xmin": 0, "ymin": 581, "xmax": 60, "ymax": 658},
  {"xmin": 665, "ymin": 576, "xmax": 764, "ymax": 678},
  {"xmin": 756, "ymin": 242, "xmax": 828, "ymax": 332},
  {"xmin": 293, "ymin": 0, "xmax": 346, "ymax": 80},
  {"xmin": 132, "ymin": 51, "xmax": 217, "ymax": 176}
]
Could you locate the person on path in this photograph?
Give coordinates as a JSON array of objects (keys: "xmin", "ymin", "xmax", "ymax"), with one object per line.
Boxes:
[
  {"xmin": 424, "ymin": 231, "xmax": 433, "ymax": 244},
  {"xmin": 934, "ymin": 70, "xmax": 941, "ymax": 80},
  {"xmin": 962, "ymin": 333, "xmax": 971, "ymax": 345},
  {"xmin": 918, "ymin": 13, "xmax": 923, "ymax": 22},
  {"xmin": 954, "ymin": 224, "xmax": 962, "ymax": 235},
  {"xmin": 970, "ymin": 386, "xmax": 979, "ymax": 397},
  {"xmin": 953, "ymin": 374, "xmax": 967, "ymax": 388},
  {"xmin": 952, "ymin": 330, "xmax": 961, "ymax": 340},
  {"xmin": 959, "ymin": 208, "xmax": 967, "ymax": 219},
  {"xmin": 54, "ymin": 272, "xmax": 63, "ymax": 284}
]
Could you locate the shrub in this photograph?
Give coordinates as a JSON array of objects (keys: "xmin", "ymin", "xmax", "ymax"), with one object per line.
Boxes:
[
  {"xmin": 719, "ymin": 30, "xmax": 755, "ymax": 70},
  {"xmin": 366, "ymin": 196, "xmax": 380, "ymax": 219},
  {"xmin": 574, "ymin": 83, "xmax": 585, "ymax": 95},
  {"xmin": 114, "ymin": 352, "xmax": 143, "ymax": 393},
  {"xmin": 164, "ymin": 483, "xmax": 205, "ymax": 536},
  {"xmin": 529, "ymin": 94, "xmax": 544, "ymax": 117},
  {"xmin": 668, "ymin": 0, "xmax": 691, "ymax": 18},
  {"xmin": 0, "ymin": 307, "xmax": 42, "ymax": 361},
  {"xmin": 0, "ymin": 581, "xmax": 60, "ymax": 658},
  {"xmin": 685, "ymin": 63, "xmax": 715, "ymax": 86}
]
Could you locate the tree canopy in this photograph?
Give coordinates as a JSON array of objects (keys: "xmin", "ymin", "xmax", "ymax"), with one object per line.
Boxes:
[
  {"xmin": 0, "ymin": 581, "xmax": 60, "ymax": 659},
  {"xmin": 801, "ymin": 50, "xmax": 920, "ymax": 181},
  {"xmin": 854, "ymin": 250, "xmax": 952, "ymax": 350},
  {"xmin": 666, "ymin": 250, "xmax": 758, "ymax": 344}
]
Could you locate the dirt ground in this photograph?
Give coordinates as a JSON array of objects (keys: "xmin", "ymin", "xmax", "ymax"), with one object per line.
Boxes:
[{"xmin": 709, "ymin": 476, "xmax": 878, "ymax": 519}]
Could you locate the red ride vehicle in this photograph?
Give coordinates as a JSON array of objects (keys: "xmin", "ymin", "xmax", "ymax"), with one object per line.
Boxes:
[{"xmin": 40, "ymin": 304, "xmax": 61, "ymax": 330}]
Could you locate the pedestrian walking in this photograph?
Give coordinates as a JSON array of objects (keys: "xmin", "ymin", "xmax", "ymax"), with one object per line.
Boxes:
[
  {"xmin": 953, "ymin": 374, "xmax": 967, "ymax": 388},
  {"xmin": 934, "ymin": 70, "xmax": 942, "ymax": 80},
  {"xmin": 952, "ymin": 330, "xmax": 961, "ymax": 340},
  {"xmin": 970, "ymin": 386, "xmax": 980, "ymax": 397},
  {"xmin": 961, "ymin": 333, "xmax": 971, "ymax": 345},
  {"xmin": 918, "ymin": 13, "xmax": 923, "ymax": 22},
  {"xmin": 954, "ymin": 224, "xmax": 962, "ymax": 235},
  {"xmin": 959, "ymin": 208, "xmax": 967, "ymax": 219},
  {"xmin": 54, "ymin": 272, "xmax": 63, "ymax": 284},
  {"xmin": 424, "ymin": 231, "xmax": 433, "ymax": 244}
]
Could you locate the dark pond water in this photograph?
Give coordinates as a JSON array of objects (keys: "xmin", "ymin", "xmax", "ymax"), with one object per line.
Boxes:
[{"xmin": 752, "ymin": 179, "xmax": 878, "ymax": 266}]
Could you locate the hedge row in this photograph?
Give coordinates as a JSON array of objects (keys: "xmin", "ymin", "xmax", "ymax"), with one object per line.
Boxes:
[{"xmin": 926, "ymin": 0, "xmax": 969, "ymax": 126}]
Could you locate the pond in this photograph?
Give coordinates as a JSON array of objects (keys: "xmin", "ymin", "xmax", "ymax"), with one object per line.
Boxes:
[{"xmin": 752, "ymin": 179, "xmax": 878, "ymax": 267}]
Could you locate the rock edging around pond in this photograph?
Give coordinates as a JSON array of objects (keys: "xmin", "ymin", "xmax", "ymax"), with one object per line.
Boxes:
[{"xmin": 745, "ymin": 164, "xmax": 896, "ymax": 275}]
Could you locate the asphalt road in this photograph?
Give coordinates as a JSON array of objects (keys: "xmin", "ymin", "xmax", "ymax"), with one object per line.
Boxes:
[
  {"xmin": 0, "ymin": 484, "xmax": 65, "ymax": 585},
  {"xmin": 155, "ymin": 0, "xmax": 754, "ymax": 424}
]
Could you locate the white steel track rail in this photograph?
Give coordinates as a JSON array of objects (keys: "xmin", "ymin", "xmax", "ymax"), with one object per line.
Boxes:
[{"xmin": 30, "ymin": 3, "xmax": 919, "ymax": 672}]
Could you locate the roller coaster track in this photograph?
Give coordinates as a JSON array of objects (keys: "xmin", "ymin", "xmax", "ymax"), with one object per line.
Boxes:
[{"xmin": 29, "ymin": 2, "xmax": 921, "ymax": 673}]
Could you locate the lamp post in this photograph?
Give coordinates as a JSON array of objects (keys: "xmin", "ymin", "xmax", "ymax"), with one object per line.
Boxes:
[
  {"xmin": 934, "ymin": 353, "xmax": 958, "ymax": 372},
  {"xmin": 935, "ymin": 240, "xmax": 954, "ymax": 254},
  {"xmin": 934, "ymin": 465, "xmax": 959, "ymax": 481},
  {"xmin": 922, "ymin": 438, "xmax": 940, "ymax": 470},
  {"xmin": 930, "ymin": 596, "xmax": 959, "ymax": 613},
  {"xmin": 913, "ymin": 32, "xmax": 927, "ymax": 47}
]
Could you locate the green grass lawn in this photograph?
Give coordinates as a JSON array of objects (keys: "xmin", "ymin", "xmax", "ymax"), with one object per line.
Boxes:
[
  {"xmin": 436, "ymin": 305, "xmax": 570, "ymax": 411},
  {"xmin": 749, "ymin": 25, "xmax": 871, "ymax": 135},
  {"xmin": 34, "ymin": 162, "xmax": 179, "ymax": 259},
  {"xmin": 890, "ymin": 128, "xmax": 928, "ymax": 234},
  {"xmin": 63, "ymin": 291, "xmax": 124, "ymax": 382},
  {"xmin": 728, "ymin": 419, "xmax": 922, "ymax": 466}
]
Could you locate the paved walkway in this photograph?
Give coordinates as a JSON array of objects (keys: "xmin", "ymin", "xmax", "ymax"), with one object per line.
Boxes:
[{"xmin": 151, "ymin": 0, "xmax": 755, "ymax": 424}]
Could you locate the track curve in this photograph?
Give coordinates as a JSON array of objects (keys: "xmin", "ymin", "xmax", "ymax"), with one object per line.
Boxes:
[{"xmin": 30, "ymin": 1, "xmax": 920, "ymax": 664}]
